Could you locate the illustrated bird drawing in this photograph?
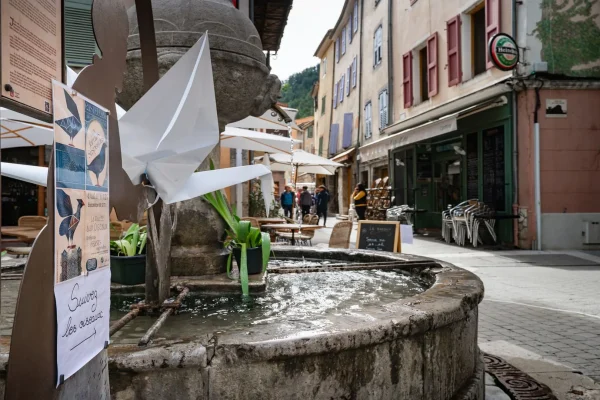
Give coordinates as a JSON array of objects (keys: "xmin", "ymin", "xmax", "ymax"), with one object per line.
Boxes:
[
  {"xmin": 56, "ymin": 189, "xmax": 85, "ymax": 250},
  {"xmin": 87, "ymin": 141, "xmax": 107, "ymax": 186},
  {"xmin": 55, "ymin": 89, "xmax": 82, "ymax": 147}
]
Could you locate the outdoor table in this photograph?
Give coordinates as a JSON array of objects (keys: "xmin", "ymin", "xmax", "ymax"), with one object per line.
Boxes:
[
  {"xmin": 255, "ymin": 218, "xmax": 286, "ymax": 225},
  {"xmin": 261, "ymin": 224, "xmax": 323, "ymax": 246},
  {"xmin": 1, "ymin": 226, "xmax": 41, "ymax": 244}
]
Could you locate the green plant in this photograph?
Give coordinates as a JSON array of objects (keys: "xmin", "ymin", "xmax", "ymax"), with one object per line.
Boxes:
[
  {"xmin": 1, "ymin": 250, "xmax": 6, "ymax": 257},
  {"xmin": 203, "ymin": 162, "xmax": 271, "ymax": 297},
  {"xmin": 110, "ymin": 224, "xmax": 147, "ymax": 257}
]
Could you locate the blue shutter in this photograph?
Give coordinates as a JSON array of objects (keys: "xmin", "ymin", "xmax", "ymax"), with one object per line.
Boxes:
[
  {"xmin": 333, "ymin": 82, "xmax": 338, "ymax": 108},
  {"xmin": 329, "ymin": 124, "xmax": 339, "ymax": 155},
  {"xmin": 342, "ymin": 113, "xmax": 353, "ymax": 149}
]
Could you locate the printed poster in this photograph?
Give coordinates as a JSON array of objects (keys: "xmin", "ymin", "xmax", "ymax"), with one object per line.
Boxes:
[{"xmin": 52, "ymin": 81, "xmax": 110, "ymax": 385}]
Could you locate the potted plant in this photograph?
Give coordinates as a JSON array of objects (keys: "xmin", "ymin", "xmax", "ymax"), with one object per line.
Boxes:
[
  {"xmin": 203, "ymin": 173, "xmax": 271, "ymax": 297},
  {"xmin": 110, "ymin": 223, "xmax": 147, "ymax": 285}
]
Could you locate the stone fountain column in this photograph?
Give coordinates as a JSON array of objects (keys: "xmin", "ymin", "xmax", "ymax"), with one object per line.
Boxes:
[{"xmin": 118, "ymin": 0, "xmax": 281, "ymax": 275}]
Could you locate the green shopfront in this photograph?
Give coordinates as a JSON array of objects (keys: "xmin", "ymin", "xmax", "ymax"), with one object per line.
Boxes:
[{"xmin": 389, "ymin": 98, "xmax": 514, "ymax": 244}]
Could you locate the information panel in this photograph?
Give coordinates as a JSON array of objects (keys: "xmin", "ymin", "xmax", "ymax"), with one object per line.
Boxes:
[
  {"xmin": 1, "ymin": 0, "xmax": 62, "ymax": 114},
  {"xmin": 52, "ymin": 81, "xmax": 110, "ymax": 385}
]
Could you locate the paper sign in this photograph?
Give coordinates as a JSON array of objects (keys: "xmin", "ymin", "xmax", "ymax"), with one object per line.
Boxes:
[
  {"xmin": 52, "ymin": 81, "xmax": 110, "ymax": 385},
  {"xmin": 400, "ymin": 224, "xmax": 413, "ymax": 245}
]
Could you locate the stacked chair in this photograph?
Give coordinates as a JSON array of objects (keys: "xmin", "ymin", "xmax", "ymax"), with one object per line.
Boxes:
[{"xmin": 441, "ymin": 200, "xmax": 497, "ymax": 247}]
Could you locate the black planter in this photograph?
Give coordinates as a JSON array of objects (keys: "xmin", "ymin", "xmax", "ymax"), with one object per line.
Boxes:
[
  {"xmin": 110, "ymin": 254, "xmax": 146, "ymax": 285},
  {"xmin": 232, "ymin": 246, "xmax": 263, "ymax": 275}
]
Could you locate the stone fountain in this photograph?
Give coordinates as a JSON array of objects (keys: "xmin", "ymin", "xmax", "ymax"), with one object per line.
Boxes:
[{"xmin": 117, "ymin": 0, "xmax": 282, "ymax": 276}]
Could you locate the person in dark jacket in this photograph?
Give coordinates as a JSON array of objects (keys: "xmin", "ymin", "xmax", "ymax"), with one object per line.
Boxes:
[
  {"xmin": 316, "ymin": 185, "xmax": 330, "ymax": 226},
  {"xmin": 300, "ymin": 186, "xmax": 312, "ymax": 218},
  {"xmin": 280, "ymin": 186, "xmax": 294, "ymax": 218},
  {"xmin": 353, "ymin": 183, "xmax": 368, "ymax": 220}
]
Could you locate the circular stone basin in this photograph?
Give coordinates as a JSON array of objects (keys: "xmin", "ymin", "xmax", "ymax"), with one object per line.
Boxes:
[{"xmin": 108, "ymin": 247, "xmax": 484, "ymax": 400}]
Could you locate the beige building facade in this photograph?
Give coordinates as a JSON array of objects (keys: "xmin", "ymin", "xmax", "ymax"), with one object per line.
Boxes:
[{"xmin": 313, "ymin": 32, "xmax": 334, "ymax": 160}]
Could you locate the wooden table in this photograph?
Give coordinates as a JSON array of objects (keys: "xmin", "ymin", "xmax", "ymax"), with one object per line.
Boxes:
[
  {"xmin": 261, "ymin": 224, "xmax": 323, "ymax": 245},
  {"xmin": 255, "ymin": 218, "xmax": 286, "ymax": 225},
  {"xmin": 1, "ymin": 226, "xmax": 42, "ymax": 244}
]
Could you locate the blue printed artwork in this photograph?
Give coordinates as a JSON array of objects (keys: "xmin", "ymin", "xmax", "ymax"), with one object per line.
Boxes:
[
  {"xmin": 56, "ymin": 144, "xmax": 86, "ymax": 190},
  {"xmin": 55, "ymin": 89, "xmax": 82, "ymax": 146},
  {"xmin": 85, "ymin": 101, "xmax": 109, "ymax": 192}
]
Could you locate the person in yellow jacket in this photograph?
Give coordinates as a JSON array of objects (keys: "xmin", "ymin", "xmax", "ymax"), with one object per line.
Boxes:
[{"xmin": 353, "ymin": 183, "xmax": 368, "ymax": 220}]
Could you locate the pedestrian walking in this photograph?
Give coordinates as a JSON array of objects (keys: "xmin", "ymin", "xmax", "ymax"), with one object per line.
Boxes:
[
  {"xmin": 353, "ymin": 183, "xmax": 368, "ymax": 220},
  {"xmin": 316, "ymin": 185, "xmax": 330, "ymax": 226},
  {"xmin": 280, "ymin": 186, "xmax": 294, "ymax": 218},
  {"xmin": 300, "ymin": 186, "xmax": 312, "ymax": 218}
]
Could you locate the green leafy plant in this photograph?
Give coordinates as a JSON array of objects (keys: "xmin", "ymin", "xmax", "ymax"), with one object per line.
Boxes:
[
  {"xmin": 203, "ymin": 161, "xmax": 271, "ymax": 297},
  {"xmin": 110, "ymin": 223, "xmax": 147, "ymax": 257},
  {"xmin": 1, "ymin": 250, "xmax": 6, "ymax": 257}
]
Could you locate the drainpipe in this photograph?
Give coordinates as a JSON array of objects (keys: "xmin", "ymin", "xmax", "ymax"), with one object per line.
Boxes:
[
  {"xmin": 355, "ymin": 0, "xmax": 365, "ymax": 186},
  {"xmin": 387, "ymin": 0, "xmax": 394, "ymax": 125},
  {"xmin": 512, "ymin": 0, "xmax": 519, "ymax": 248},
  {"xmin": 534, "ymin": 81, "xmax": 543, "ymax": 250}
]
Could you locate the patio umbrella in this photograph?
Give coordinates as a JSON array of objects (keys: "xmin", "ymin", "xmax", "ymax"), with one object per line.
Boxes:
[
  {"xmin": 258, "ymin": 150, "xmax": 343, "ymax": 176},
  {"xmin": 220, "ymin": 127, "xmax": 298, "ymax": 154},
  {"xmin": 0, "ymin": 162, "xmax": 48, "ymax": 186},
  {"xmin": 228, "ymin": 106, "xmax": 301, "ymax": 131},
  {"xmin": 1, "ymin": 109, "xmax": 54, "ymax": 149}
]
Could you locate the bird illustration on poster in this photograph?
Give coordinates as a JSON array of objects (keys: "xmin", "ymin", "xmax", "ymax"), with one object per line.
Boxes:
[
  {"xmin": 55, "ymin": 89, "xmax": 82, "ymax": 146},
  {"xmin": 56, "ymin": 189, "xmax": 85, "ymax": 250},
  {"xmin": 87, "ymin": 130, "xmax": 108, "ymax": 186}
]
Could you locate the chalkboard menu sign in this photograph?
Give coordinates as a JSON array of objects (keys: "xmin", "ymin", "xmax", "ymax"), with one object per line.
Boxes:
[
  {"xmin": 482, "ymin": 126, "xmax": 505, "ymax": 211},
  {"xmin": 356, "ymin": 221, "xmax": 400, "ymax": 252},
  {"xmin": 416, "ymin": 153, "xmax": 432, "ymax": 180},
  {"xmin": 466, "ymin": 133, "xmax": 479, "ymax": 199}
]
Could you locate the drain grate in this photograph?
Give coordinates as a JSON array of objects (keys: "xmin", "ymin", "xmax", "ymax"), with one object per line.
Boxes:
[{"xmin": 484, "ymin": 353, "xmax": 558, "ymax": 400}]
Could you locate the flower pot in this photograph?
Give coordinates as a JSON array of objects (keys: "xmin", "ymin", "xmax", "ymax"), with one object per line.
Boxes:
[
  {"xmin": 232, "ymin": 246, "xmax": 263, "ymax": 275},
  {"xmin": 110, "ymin": 254, "xmax": 146, "ymax": 285}
]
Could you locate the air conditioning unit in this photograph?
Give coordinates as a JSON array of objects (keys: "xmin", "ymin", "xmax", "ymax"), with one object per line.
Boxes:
[{"xmin": 584, "ymin": 221, "xmax": 600, "ymax": 244}]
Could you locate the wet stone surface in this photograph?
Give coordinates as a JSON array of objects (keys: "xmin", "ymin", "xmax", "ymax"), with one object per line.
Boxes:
[{"xmin": 111, "ymin": 268, "xmax": 428, "ymax": 344}]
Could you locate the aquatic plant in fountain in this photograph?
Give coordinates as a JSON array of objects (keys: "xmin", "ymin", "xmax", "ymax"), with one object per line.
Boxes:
[{"xmin": 203, "ymin": 163, "xmax": 271, "ymax": 296}]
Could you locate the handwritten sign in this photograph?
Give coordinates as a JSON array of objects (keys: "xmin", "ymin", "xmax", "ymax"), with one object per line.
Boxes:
[
  {"xmin": 356, "ymin": 221, "xmax": 400, "ymax": 252},
  {"xmin": 52, "ymin": 81, "xmax": 110, "ymax": 385}
]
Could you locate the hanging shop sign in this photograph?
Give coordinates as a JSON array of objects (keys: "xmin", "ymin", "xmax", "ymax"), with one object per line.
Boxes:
[
  {"xmin": 488, "ymin": 33, "xmax": 519, "ymax": 71},
  {"xmin": 52, "ymin": 81, "xmax": 111, "ymax": 385},
  {"xmin": 1, "ymin": 0, "xmax": 63, "ymax": 117}
]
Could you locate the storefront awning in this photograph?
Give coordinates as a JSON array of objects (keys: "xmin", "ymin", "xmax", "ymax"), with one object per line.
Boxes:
[
  {"xmin": 331, "ymin": 147, "xmax": 355, "ymax": 163},
  {"xmin": 359, "ymin": 114, "xmax": 458, "ymax": 163}
]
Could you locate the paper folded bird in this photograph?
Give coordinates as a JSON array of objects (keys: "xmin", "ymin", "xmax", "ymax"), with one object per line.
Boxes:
[
  {"xmin": 56, "ymin": 189, "xmax": 85, "ymax": 249},
  {"xmin": 55, "ymin": 89, "xmax": 82, "ymax": 146},
  {"xmin": 118, "ymin": 33, "xmax": 274, "ymax": 207}
]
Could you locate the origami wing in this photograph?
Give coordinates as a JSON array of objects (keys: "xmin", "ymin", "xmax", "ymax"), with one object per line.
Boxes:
[
  {"xmin": 0, "ymin": 162, "xmax": 48, "ymax": 187},
  {"xmin": 166, "ymin": 164, "xmax": 273, "ymax": 205},
  {"xmin": 261, "ymin": 156, "xmax": 275, "ymax": 216},
  {"xmin": 118, "ymin": 33, "xmax": 219, "ymax": 203}
]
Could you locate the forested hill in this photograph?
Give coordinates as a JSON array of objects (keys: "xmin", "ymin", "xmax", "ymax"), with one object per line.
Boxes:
[{"xmin": 280, "ymin": 65, "xmax": 319, "ymax": 118}]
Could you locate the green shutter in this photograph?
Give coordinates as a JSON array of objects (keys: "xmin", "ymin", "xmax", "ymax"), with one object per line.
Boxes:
[
  {"xmin": 318, "ymin": 136, "xmax": 323, "ymax": 157},
  {"xmin": 64, "ymin": 2, "xmax": 98, "ymax": 67}
]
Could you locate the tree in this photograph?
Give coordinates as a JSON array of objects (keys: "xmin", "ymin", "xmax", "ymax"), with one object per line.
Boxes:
[{"xmin": 280, "ymin": 65, "xmax": 319, "ymax": 118}]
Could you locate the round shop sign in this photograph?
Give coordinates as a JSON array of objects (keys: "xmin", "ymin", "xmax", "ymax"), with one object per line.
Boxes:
[{"xmin": 489, "ymin": 33, "xmax": 519, "ymax": 71}]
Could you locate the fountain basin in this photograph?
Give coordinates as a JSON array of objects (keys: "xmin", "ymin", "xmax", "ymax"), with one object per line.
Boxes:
[{"xmin": 107, "ymin": 247, "xmax": 484, "ymax": 400}]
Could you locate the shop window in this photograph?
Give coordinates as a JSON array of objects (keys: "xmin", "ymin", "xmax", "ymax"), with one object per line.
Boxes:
[
  {"xmin": 406, "ymin": 151, "xmax": 415, "ymax": 206},
  {"xmin": 364, "ymin": 102, "xmax": 372, "ymax": 139},
  {"xmin": 434, "ymin": 158, "xmax": 462, "ymax": 212},
  {"xmin": 393, "ymin": 152, "xmax": 406, "ymax": 205},
  {"xmin": 321, "ymin": 96, "xmax": 326, "ymax": 115},
  {"xmin": 374, "ymin": 26, "xmax": 383, "ymax": 66},
  {"xmin": 482, "ymin": 126, "xmax": 505, "ymax": 212}
]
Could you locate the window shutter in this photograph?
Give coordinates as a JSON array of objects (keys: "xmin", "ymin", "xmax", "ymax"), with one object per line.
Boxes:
[
  {"xmin": 340, "ymin": 77, "xmax": 344, "ymax": 103},
  {"xmin": 353, "ymin": 2, "xmax": 358, "ymax": 33},
  {"xmin": 485, "ymin": 0, "xmax": 501, "ymax": 69},
  {"xmin": 352, "ymin": 57, "xmax": 357, "ymax": 87},
  {"xmin": 347, "ymin": 21, "xmax": 352, "ymax": 44},
  {"xmin": 402, "ymin": 52, "xmax": 413, "ymax": 108},
  {"xmin": 342, "ymin": 113, "xmax": 353, "ymax": 148},
  {"xmin": 382, "ymin": 90, "xmax": 388, "ymax": 128},
  {"xmin": 377, "ymin": 29, "xmax": 383, "ymax": 63},
  {"xmin": 335, "ymin": 39, "xmax": 340, "ymax": 63},
  {"xmin": 65, "ymin": 6, "xmax": 97, "ymax": 66},
  {"xmin": 342, "ymin": 28, "xmax": 346, "ymax": 55},
  {"xmin": 346, "ymin": 67, "xmax": 351, "ymax": 96},
  {"xmin": 333, "ymin": 82, "xmax": 338, "ymax": 108},
  {"xmin": 447, "ymin": 15, "xmax": 462, "ymax": 86},
  {"xmin": 329, "ymin": 124, "xmax": 339, "ymax": 155},
  {"xmin": 364, "ymin": 103, "xmax": 371, "ymax": 139},
  {"xmin": 427, "ymin": 32, "xmax": 439, "ymax": 97}
]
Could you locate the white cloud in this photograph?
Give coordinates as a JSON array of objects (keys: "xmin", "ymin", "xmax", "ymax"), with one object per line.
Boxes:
[{"xmin": 269, "ymin": 0, "xmax": 345, "ymax": 82}]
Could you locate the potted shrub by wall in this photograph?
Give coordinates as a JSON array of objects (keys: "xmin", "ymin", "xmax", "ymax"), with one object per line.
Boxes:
[
  {"xmin": 110, "ymin": 223, "xmax": 147, "ymax": 285},
  {"xmin": 203, "ymin": 182, "xmax": 271, "ymax": 297}
]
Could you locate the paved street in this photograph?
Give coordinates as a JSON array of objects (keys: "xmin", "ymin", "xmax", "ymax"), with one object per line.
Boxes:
[{"xmin": 312, "ymin": 220, "xmax": 600, "ymax": 385}]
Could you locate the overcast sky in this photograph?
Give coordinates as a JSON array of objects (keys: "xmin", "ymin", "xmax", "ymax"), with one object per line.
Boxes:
[{"xmin": 270, "ymin": 0, "xmax": 346, "ymax": 82}]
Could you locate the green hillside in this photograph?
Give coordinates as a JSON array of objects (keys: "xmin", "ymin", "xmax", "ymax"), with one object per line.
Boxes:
[{"xmin": 280, "ymin": 65, "xmax": 319, "ymax": 118}]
